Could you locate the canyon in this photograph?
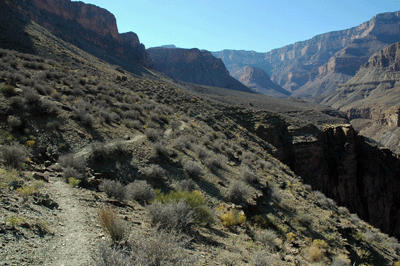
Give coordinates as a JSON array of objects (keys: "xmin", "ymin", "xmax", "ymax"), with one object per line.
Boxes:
[
  {"xmin": 213, "ymin": 11, "xmax": 400, "ymax": 100},
  {"xmin": 3, "ymin": 0, "xmax": 400, "ymax": 257}
]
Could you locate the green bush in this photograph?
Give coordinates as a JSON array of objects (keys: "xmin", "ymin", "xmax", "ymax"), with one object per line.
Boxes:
[
  {"xmin": 151, "ymin": 190, "xmax": 213, "ymax": 227},
  {"xmin": 1, "ymin": 84, "xmax": 16, "ymax": 96}
]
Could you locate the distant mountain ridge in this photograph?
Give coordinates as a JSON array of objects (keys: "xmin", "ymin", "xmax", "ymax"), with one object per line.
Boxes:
[
  {"xmin": 147, "ymin": 47, "xmax": 256, "ymax": 93},
  {"xmin": 232, "ymin": 66, "xmax": 291, "ymax": 98},
  {"xmin": 213, "ymin": 10, "xmax": 400, "ymax": 99}
]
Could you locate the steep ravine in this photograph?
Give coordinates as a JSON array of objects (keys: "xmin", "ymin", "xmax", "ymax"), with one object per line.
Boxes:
[{"xmin": 249, "ymin": 118, "xmax": 400, "ymax": 239}]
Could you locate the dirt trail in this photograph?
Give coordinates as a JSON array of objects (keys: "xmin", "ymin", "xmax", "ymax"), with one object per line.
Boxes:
[
  {"xmin": 41, "ymin": 133, "xmax": 148, "ymax": 265},
  {"xmin": 43, "ymin": 176, "xmax": 98, "ymax": 266}
]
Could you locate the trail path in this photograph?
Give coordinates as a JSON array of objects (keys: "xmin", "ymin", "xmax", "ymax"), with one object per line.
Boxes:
[{"xmin": 43, "ymin": 176, "xmax": 99, "ymax": 266}]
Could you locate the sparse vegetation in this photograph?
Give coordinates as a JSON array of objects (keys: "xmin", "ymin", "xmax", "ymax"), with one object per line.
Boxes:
[{"xmin": 98, "ymin": 206, "xmax": 128, "ymax": 242}]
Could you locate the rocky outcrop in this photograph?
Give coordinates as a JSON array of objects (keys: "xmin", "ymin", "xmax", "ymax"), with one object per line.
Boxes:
[
  {"xmin": 230, "ymin": 66, "xmax": 291, "ymax": 98},
  {"xmin": 214, "ymin": 11, "xmax": 400, "ymax": 99},
  {"xmin": 3, "ymin": 0, "xmax": 150, "ymax": 67},
  {"xmin": 319, "ymin": 42, "xmax": 400, "ymax": 153},
  {"xmin": 147, "ymin": 47, "xmax": 255, "ymax": 93},
  {"xmin": 247, "ymin": 116, "xmax": 400, "ymax": 239}
]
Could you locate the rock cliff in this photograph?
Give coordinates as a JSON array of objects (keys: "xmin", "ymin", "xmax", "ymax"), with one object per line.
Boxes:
[
  {"xmin": 3, "ymin": 0, "xmax": 150, "ymax": 68},
  {"xmin": 244, "ymin": 113, "xmax": 400, "ymax": 239},
  {"xmin": 213, "ymin": 11, "xmax": 400, "ymax": 99},
  {"xmin": 147, "ymin": 47, "xmax": 255, "ymax": 93},
  {"xmin": 320, "ymin": 42, "xmax": 400, "ymax": 154}
]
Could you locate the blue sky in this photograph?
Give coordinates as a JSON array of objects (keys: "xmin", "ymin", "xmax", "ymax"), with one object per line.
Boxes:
[{"xmin": 80, "ymin": 0, "xmax": 400, "ymax": 52}]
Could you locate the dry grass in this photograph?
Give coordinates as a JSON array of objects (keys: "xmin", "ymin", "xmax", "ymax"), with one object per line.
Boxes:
[{"xmin": 98, "ymin": 206, "xmax": 128, "ymax": 242}]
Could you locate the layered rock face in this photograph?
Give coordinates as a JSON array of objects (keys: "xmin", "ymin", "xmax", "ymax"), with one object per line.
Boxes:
[
  {"xmin": 4, "ymin": 0, "xmax": 150, "ymax": 67},
  {"xmin": 147, "ymin": 47, "xmax": 255, "ymax": 93},
  {"xmin": 321, "ymin": 42, "xmax": 400, "ymax": 154},
  {"xmin": 214, "ymin": 11, "xmax": 400, "ymax": 99},
  {"xmin": 230, "ymin": 65, "xmax": 291, "ymax": 98},
  {"xmin": 248, "ymin": 114, "xmax": 400, "ymax": 238}
]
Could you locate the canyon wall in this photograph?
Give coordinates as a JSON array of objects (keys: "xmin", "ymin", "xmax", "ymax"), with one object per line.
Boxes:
[
  {"xmin": 214, "ymin": 11, "xmax": 400, "ymax": 99},
  {"xmin": 147, "ymin": 47, "xmax": 255, "ymax": 93},
  {"xmin": 4, "ymin": 0, "xmax": 150, "ymax": 67},
  {"xmin": 240, "ymin": 111, "xmax": 400, "ymax": 238}
]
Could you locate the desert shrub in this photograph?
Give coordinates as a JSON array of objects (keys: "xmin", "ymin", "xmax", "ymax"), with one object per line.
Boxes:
[
  {"xmin": 68, "ymin": 177, "xmax": 81, "ymax": 187},
  {"xmin": 219, "ymin": 208, "xmax": 246, "ymax": 228},
  {"xmin": 23, "ymin": 88, "xmax": 41, "ymax": 105},
  {"xmin": 9, "ymin": 96, "xmax": 25, "ymax": 109},
  {"xmin": 153, "ymin": 141, "xmax": 171, "ymax": 158},
  {"xmin": 1, "ymin": 84, "xmax": 16, "ymax": 96},
  {"xmin": 34, "ymin": 84, "xmax": 52, "ymax": 95},
  {"xmin": 212, "ymin": 139, "xmax": 227, "ymax": 153},
  {"xmin": 314, "ymin": 191, "xmax": 336, "ymax": 209},
  {"xmin": 242, "ymin": 151, "xmax": 254, "ymax": 161},
  {"xmin": 1, "ymin": 143, "xmax": 28, "ymax": 169},
  {"xmin": 268, "ymin": 185, "xmax": 283, "ymax": 203},
  {"xmin": 99, "ymin": 206, "xmax": 128, "ymax": 242},
  {"xmin": 99, "ymin": 179, "xmax": 127, "ymax": 201},
  {"xmin": 250, "ymin": 251, "xmax": 272, "ymax": 266},
  {"xmin": 99, "ymin": 108, "xmax": 113, "ymax": 123},
  {"xmin": 93, "ymin": 242, "xmax": 133, "ymax": 266},
  {"xmin": 124, "ymin": 110, "xmax": 140, "ymax": 120},
  {"xmin": 364, "ymin": 230, "xmax": 381, "ymax": 243},
  {"xmin": 130, "ymin": 228, "xmax": 197, "ymax": 265},
  {"xmin": 152, "ymin": 190, "xmax": 212, "ymax": 227},
  {"xmin": 7, "ymin": 115, "xmax": 22, "ymax": 131},
  {"xmin": 145, "ymin": 128, "xmax": 162, "ymax": 142},
  {"xmin": 90, "ymin": 141, "xmax": 109, "ymax": 160},
  {"xmin": 16, "ymin": 185, "xmax": 36, "ymax": 202},
  {"xmin": 183, "ymin": 160, "xmax": 204, "ymax": 178},
  {"xmin": 227, "ymin": 181, "xmax": 249, "ymax": 204},
  {"xmin": 73, "ymin": 107, "xmax": 95, "ymax": 127},
  {"xmin": 193, "ymin": 144, "xmax": 211, "ymax": 160},
  {"xmin": 174, "ymin": 179, "xmax": 196, "ymax": 192},
  {"xmin": 170, "ymin": 120, "xmax": 181, "ymax": 131},
  {"xmin": 308, "ymin": 245, "xmax": 323, "ymax": 262},
  {"xmin": 63, "ymin": 166, "xmax": 83, "ymax": 182},
  {"xmin": 241, "ymin": 166, "xmax": 258, "ymax": 183},
  {"xmin": 331, "ymin": 256, "xmax": 350, "ymax": 266},
  {"xmin": 193, "ymin": 205, "xmax": 214, "ymax": 226},
  {"xmin": 131, "ymin": 120, "xmax": 142, "ymax": 129},
  {"xmin": 40, "ymin": 99, "xmax": 59, "ymax": 114},
  {"xmin": 256, "ymin": 229, "xmax": 279, "ymax": 249},
  {"xmin": 173, "ymin": 136, "xmax": 191, "ymax": 150},
  {"xmin": 338, "ymin": 206, "xmax": 350, "ymax": 216},
  {"xmin": 110, "ymin": 112, "xmax": 121, "ymax": 122},
  {"xmin": 255, "ymin": 160, "xmax": 272, "ymax": 170},
  {"xmin": 141, "ymin": 164, "xmax": 165, "ymax": 181},
  {"xmin": 59, "ymin": 154, "xmax": 86, "ymax": 173},
  {"xmin": 389, "ymin": 237, "xmax": 400, "ymax": 252},
  {"xmin": 252, "ymin": 215, "xmax": 270, "ymax": 229},
  {"xmin": 147, "ymin": 200, "xmax": 194, "ymax": 231},
  {"xmin": 204, "ymin": 154, "xmax": 228, "ymax": 169},
  {"xmin": 126, "ymin": 180, "xmax": 156, "ymax": 203}
]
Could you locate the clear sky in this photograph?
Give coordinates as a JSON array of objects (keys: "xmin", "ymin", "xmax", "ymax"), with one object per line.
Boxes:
[{"xmin": 79, "ymin": 0, "xmax": 400, "ymax": 52}]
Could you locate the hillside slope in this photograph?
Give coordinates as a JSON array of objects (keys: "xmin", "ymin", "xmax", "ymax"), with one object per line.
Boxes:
[{"xmin": 1, "ymin": 1, "xmax": 400, "ymax": 266}]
